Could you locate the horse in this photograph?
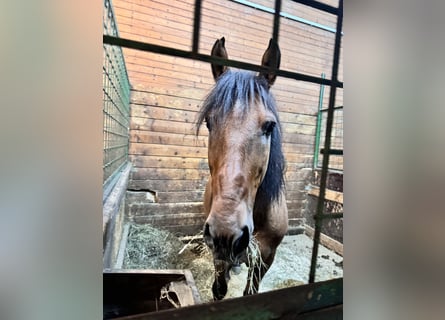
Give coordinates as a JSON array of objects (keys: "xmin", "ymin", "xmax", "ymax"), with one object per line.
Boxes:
[{"xmin": 196, "ymin": 37, "xmax": 288, "ymax": 300}]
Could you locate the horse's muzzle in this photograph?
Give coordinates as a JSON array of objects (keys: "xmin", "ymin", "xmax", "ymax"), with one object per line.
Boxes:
[{"xmin": 203, "ymin": 224, "xmax": 250, "ymax": 261}]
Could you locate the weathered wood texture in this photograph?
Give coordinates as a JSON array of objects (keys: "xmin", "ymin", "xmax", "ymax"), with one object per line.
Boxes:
[
  {"xmin": 305, "ymin": 170, "xmax": 343, "ymax": 243},
  {"xmin": 106, "ymin": 277, "xmax": 343, "ymax": 320},
  {"xmin": 113, "ymin": 0, "xmax": 343, "ymax": 233}
]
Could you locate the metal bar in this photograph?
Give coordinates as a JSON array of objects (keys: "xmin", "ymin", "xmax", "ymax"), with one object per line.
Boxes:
[
  {"xmin": 103, "ymin": 0, "xmax": 131, "ymax": 90},
  {"xmin": 103, "ymin": 50, "xmax": 131, "ymax": 113},
  {"xmin": 317, "ymin": 213, "xmax": 343, "ymax": 220},
  {"xmin": 320, "ymin": 105, "xmax": 343, "ymax": 112},
  {"xmin": 103, "ymin": 35, "xmax": 343, "ymax": 88},
  {"xmin": 290, "ymin": 0, "xmax": 339, "ymax": 15},
  {"xmin": 313, "ymin": 73, "xmax": 325, "ymax": 169},
  {"xmin": 320, "ymin": 106, "xmax": 343, "ymax": 112},
  {"xmin": 272, "ymin": 0, "xmax": 282, "ymax": 43},
  {"xmin": 103, "ymin": 129, "xmax": 129, "ymax": 138},
  {"xmin": 192, "ymin": 0, "xmax": 202, "ymax": 54},
  {"xmin": 104, "ymin": 144, "xmax": 129, "ymax": 151},
  {"xmin": 309, "ymin": 0, "xmax": 343, "ymax": 284},
  {"xmin": 103, "ymin": 87, "xmax": 130, "ymax": 124},
  {"xmin": 103, "ymin": 153, "xmax": 127, "ymax": 169},
  {"xmin": 231, "ymin": 0, "xmax": 338, "ymax": 34},
  {"xmin": 320, "ymin": 149, "xmax": 343, "ymax": 155}
]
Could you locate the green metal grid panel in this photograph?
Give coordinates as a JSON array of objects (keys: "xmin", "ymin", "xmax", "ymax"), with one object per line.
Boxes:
[
  {"xmin": 315, "ymin": 107, "xmax": 343, "ymax": 171},
  {"xmin": 103, "ymin": 0, "xmax": 131, "ymax": 186}
]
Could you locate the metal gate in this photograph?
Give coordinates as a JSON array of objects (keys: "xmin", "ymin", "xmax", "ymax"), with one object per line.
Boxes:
[
  {"xmin": 102, "ymin": 0, "xmax": 131, "ymax": 195},
  {"xmin": 103, "ymin": 0, "xmax": 343, "ymax": 299}
]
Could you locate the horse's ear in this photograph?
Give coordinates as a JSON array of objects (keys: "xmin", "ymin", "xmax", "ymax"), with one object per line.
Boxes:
[
  {"xmin": 259, "ymin": 38, "xmax": 281, "ymax": 87},
  {"xmin": 211, "ymin": 37, "xmax": 228, "ymax": 81}
]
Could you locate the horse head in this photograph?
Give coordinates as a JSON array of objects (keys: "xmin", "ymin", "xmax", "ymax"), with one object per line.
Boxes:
[{"xmin": 197, "ymin": 37, "xmax": 282, "ymax": 300}]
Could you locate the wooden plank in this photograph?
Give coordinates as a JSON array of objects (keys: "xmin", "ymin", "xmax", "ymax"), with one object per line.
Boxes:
[
  {"xmin": 130, "ymin": 167, "xmax": 208, "ymax": 181},
  {"xmin": 129, "ymin": 143, "xmax": 208, "ymax": 158},
  {"xmin": 130, "ymin": 118, "xmax": 200, "ymax": 136},
  {"xmin": 128, "ymin": 179, "xmax": 207, "ymax": 192},
  {"xmin": 129, "ymin": 155, "xmax": 208, "ymax": 170},
  {"xmin": 114, "ymin": 223, "xmax": 130, "ymax": 269},
  {"xmin": 111, "ymin": 278, "xmax": 342, "ymax": 320},
  {"xmin": 307, "ymin": 185, "xmax": 343, "ymax": 204},
  {"xmin": 103, "ymin": 162, "xmax": 132, "ymax": 233},
  {"xmin": 126, "ymin": 60, "xmax": 322, "ymax": 104},
  {"xmin": 116, "ymin": 0, "xmax": 337, "ymax": 52},
  {"xmin": 131, "ymin": 84, "xmax": 208, "ymax": 101},
  {"xmin": 130, "ymin": 213, "xmax": 206, "ymax": 227},
  {"xmin": 131, "ymin": 104, "xmax": 316, "ymax": 133},
  {"xmin": 131, "ymin": 104, "xmax": 199, "ymax": 121},
  {"xmin": 155, "ymin": 191, "xmax": 205, "ymax": 203},
  {"xmin": 157, "ymin": 224, "xmax": 204, "ymax": 237},
  {"xmin": 285, "ymin": 190, "xmax": 308, "ymax": 201},
  {"xmin": 305, "ymin": 225, "xmax": 343, "ymax": 256},
  {"xmin": 128, "ymin": 202, "xmax": 204, "ymax": 216},
  {"xmin": 130, "ymin": 131, "xmax": 207, "ymax": 148},
  {"xmin": 103, "ymin": 268, "xmax": 202, "ymax": 317},
  {"xmin": 130, "ymin": 92, "xmax": 202, "ymax": 112}
]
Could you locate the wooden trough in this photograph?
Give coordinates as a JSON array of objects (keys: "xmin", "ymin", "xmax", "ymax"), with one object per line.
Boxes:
[
  {"xmin": 104, "ymin": 272, "xmax": 342, "ymax": 320},
  {"xmin": 104, "ymin": 269, "xmax": 201, "ymax": 319}
]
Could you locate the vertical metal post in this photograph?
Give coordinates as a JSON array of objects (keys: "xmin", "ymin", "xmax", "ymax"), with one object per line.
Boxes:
[
  {"xmin": 272, "ymin": 0, "xmax": 282, "ymax": 43},
  {"xmin": 313, "ymin": 72, "xmax": 326, "ymax": 169},
  {"xmin": 309, "ymin": 0, "xmax": 343, "ymax": 283},
  {"xmin": 192, "ymin": 0, "xmax": 202, "ymax": 55}
]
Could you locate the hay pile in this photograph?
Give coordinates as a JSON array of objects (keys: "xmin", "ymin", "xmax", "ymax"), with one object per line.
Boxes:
[
  {"xmin": 122, "ymin": 223, "xmax": 215, "ymax": 301},
  {"xmin": 122, "ymin": 223, "xmax": 344, "ymax": 303},
  {"xmin": 123, "ymin": 224, "xmax": 184, "ymax": 269}
]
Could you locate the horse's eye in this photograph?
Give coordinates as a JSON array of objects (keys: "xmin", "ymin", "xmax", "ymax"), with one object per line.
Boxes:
[{"xmin": 261, "ymin": 121, "xmax": 276, "ymax": 137}]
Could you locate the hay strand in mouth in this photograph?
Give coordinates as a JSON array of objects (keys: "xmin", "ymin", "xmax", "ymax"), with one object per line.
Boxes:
[{"xmin": 245, "ymin": 236, "xmax": 268, "ymax": 295}]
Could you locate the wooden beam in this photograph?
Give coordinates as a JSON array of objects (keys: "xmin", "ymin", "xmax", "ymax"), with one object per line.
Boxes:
[
  {"xmin": 107, "ymin": 277, "xmax": 342, "ymax": 320},
  {"xmin": 103, "ymin": 162, "xmax": 132, "ymax": 234},
  {"xmin": 307, "ymin": 185, "xmax": 343, "ymax": 204},
  {"xmin": 305, "ymin": 225, "xmax": 343, "ymax": 256}
]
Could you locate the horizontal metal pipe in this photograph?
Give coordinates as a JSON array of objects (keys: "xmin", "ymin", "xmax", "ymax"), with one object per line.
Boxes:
[
  {"xmin": 231, "ymin": 0, "xmax": 339, "ymax": 33},
  {"xmin": 320, "ymin": 148, "xmax": 343, "ymax": 155},
  {"xmin": 315, "ymin": 212, "xmax": 344, "ymax": 220},
  {"xmin": 290, "ymin": 0, "xmax": 339, "ymax": 15},
  {"xmin": 103, "ymin": 35, "xmax": 343, "ymax": 88},
  {"xmin": 320, "ymin": 105, "xmax": 343, "ymax": 112}
]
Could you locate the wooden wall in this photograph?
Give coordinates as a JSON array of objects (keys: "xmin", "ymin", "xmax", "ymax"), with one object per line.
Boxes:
[{"xmin": 113, "ymin": 0, "xmax": 343, "ymax": 235}]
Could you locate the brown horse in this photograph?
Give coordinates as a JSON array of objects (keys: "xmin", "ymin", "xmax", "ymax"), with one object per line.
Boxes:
[{"xmin": 196, "ymin": 37, "xmax": 288, "ymax": 300}]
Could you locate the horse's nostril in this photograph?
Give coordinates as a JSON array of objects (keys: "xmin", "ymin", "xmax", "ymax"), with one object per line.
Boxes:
[
  {"xmin": 203, "ymin": 223, "xmax": 214, "ymax": 248},
  {"xmin": 232, "ymin": 226, "xmax": 250, "ymax": 256},
  {"xmin": 204, "ymin": 223, "xmax": 211, "ymax": 237}
]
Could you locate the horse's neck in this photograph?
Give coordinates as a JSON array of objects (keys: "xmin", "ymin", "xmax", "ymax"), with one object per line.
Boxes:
[{"xmin": 252, "ymin": 186, "xmax": 273, "ymax": 227}]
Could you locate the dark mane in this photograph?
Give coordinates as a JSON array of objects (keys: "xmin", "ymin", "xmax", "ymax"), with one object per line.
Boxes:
[{"xmin": 196, "ymin": 71, "xmax": 285, "ymax": 216}]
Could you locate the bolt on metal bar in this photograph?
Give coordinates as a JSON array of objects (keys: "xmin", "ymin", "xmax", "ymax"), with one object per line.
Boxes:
[
  {"xmin": 309, "ymin": 0, "xmax": 343, "ymax": 284},
  {"xmin": 103, "ymin": 35, "xmax": 343, "ymax": 88}
]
